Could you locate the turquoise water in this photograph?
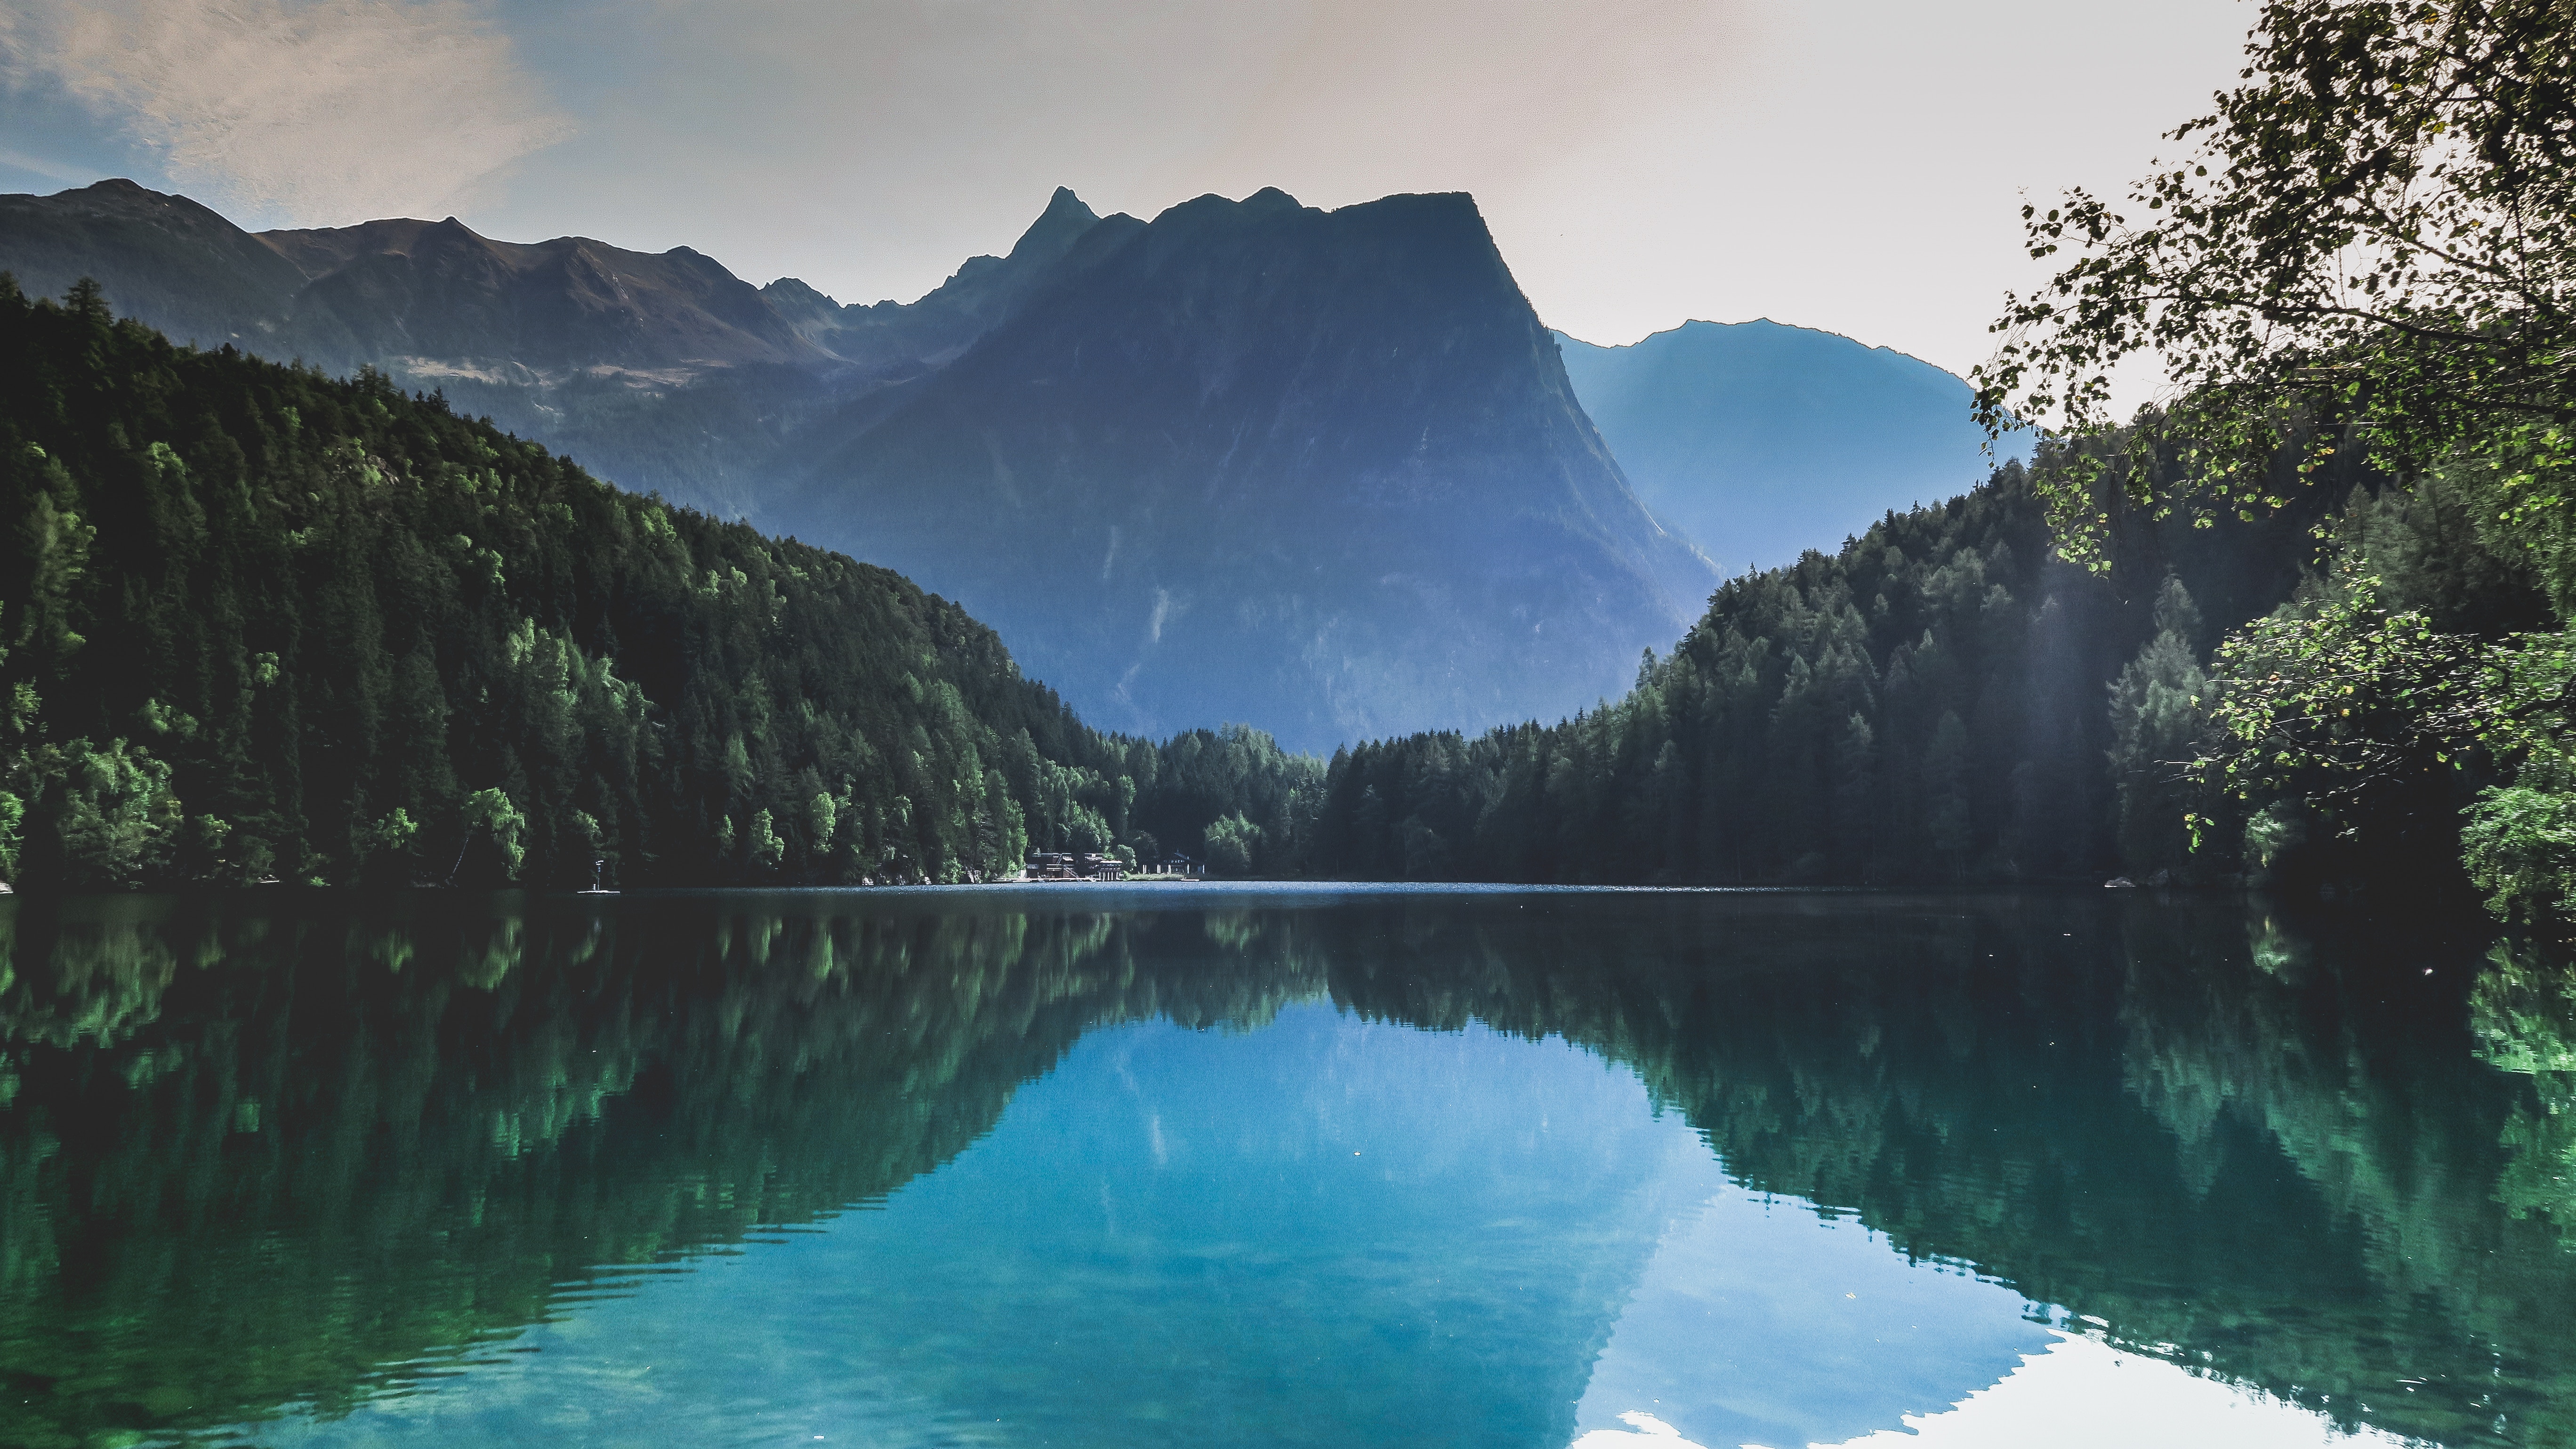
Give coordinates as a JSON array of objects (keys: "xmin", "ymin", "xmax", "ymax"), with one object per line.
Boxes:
[{"xmin": 1, "ymin": 887, "xmax": 2569, "ymax": 1447}]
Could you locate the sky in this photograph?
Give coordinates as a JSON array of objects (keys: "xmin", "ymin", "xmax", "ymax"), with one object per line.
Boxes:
[{"xmin": 0, "ymin": 0, "xmax": 2254, "ymax": 383}]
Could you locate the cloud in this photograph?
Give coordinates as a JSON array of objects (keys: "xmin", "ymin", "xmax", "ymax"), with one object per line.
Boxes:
[
  {"xmin": 0, "ymin": 0, "xmax": 569, "ymax": 223},
  {"xmin": 1176, "ymin": 0, "xmax": 1755, "ymax": 201},
  {"xmin": 0, "ymin": 144, "xmax": 95, "ymax": 185}
]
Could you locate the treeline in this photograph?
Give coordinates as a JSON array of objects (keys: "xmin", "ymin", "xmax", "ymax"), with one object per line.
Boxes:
[
  {"xmin": 0, "ymin": 280, "xmax": 1316, "ymax": 890},
  {"xmin": 15, "ymin": 276, "xmax": 2540, "ymax": 897},
  {"xmin": 1299, "ymin": 440, "xmax": 2378, "ymax": 885}
]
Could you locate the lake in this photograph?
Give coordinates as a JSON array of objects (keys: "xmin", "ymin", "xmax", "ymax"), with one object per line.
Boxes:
[{"xmin": 1, "ymin": 886, "xmax": 2569, "ymax": 1448}]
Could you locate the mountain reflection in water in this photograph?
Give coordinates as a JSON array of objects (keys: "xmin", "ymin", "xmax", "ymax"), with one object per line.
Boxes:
[{"xmin": 0, "ymin": 888, "xmax": 2569, "ymax": 1448}]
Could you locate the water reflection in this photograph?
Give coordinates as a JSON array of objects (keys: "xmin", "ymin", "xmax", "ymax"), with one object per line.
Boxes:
[{"xmin": 0, "ymin": 889, "xmax": 2567, "ymax": 1447}]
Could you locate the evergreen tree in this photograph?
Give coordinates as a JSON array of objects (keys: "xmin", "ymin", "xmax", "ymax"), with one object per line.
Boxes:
[{"xmin": 2106, "ymin": 577, "xmax": 2210, "ymax": 878}]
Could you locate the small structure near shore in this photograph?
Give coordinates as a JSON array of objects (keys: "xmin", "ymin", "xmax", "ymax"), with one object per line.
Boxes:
[
  {"xmin": 1020, "ymin": 850, "xmax": 1203, "ymax": 882},
  {"xmin": 1022, "ymin": 851, "xmax": 1127, "ymax": 881}
]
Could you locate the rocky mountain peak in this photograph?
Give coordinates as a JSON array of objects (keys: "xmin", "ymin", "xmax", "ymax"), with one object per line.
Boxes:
[{"xmin": 778, "ymin": 187, "xmax": 1713, "ymax": 748}]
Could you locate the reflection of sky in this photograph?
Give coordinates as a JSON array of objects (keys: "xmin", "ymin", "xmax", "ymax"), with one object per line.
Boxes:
[
  {"xmin": 1571, "ymin": 1203, "xmax": 2416, "ymax": 1449},
  {"xmin": 239, "ymin": 1003, "xmax": 2391, "ymax": 1449},
  {"xmin": 1572, "ymin": 1181, "xmax": 2049, "ymax": 1448},
  {"xmin": 1578, "ymin": 1336, "xmax": 2416, "ymax": 1449}
]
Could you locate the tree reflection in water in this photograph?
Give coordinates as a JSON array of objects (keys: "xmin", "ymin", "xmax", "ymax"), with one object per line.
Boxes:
[{"xmin": 0, "ymin": 889, "xmax": 2567, "ymax": 1448}]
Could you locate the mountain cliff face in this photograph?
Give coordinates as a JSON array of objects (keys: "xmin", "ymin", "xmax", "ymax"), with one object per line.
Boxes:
[
  {"xmin": 776, "ymin": 188, "xmax": 1716, "ymax": 748},
  {"xmin": 1555, "ymin": 320, "xmax": 2024, "ymax": 571}
]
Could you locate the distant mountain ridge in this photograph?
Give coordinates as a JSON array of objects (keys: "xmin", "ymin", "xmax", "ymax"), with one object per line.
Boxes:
[
  {"xmin": 254, "ymin": 215, "xmax": 823, "ymax": 371},
  {"xmin": 0, "ymin": 179, "xmax": 1084, "ymax": 518},
  {"xmin": 0, "ymin": 179, "xmax": 818, "ymax": 373},
  {"xmin": 758, "ymin": 186, "xmax": 1103, "ymax": 376},
  {"xmin": 0, "ymin": 187, "xmax": 2020, "ymax": 589},
  {"xmin": 1554, "ymin": 319, "xmax": 2024, "ymax": 571},
  {"xmin": 0, "ymin": 179, "xmax": 312, "ymax": 355},
  {"xmin": 0, "ymin": 177, "xmax": 1085, "ymax": 380}
]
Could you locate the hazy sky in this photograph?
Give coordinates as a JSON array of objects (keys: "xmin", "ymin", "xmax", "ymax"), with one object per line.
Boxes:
[{"xmin": 0, "ymin": 0, "xmax": 2254, "ymax": 381}]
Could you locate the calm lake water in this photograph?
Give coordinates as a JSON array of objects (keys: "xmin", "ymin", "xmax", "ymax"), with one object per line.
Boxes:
[{"xmin": 2, "ymin": 886, "xmax": 2571, "ymax": 1449}]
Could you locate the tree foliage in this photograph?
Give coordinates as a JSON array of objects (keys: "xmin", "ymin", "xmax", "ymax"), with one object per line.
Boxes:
[
  {"xmin": 2180, "ymin": 459, "xmax": 2562, "ymax": 883},
  {"xmin": 1971, "ymin": 0, "xmax": 2576, "ymax": 912},
  {"xmin": 2106, "ymin": 577, "xmax": 2212, "ymax": 874},
  {"xmin": 1976, "ymin": 0, "xmax": 2576, "ymax": 563}
]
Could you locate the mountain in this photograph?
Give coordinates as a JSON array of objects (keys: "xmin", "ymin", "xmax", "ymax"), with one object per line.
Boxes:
[
  {"xmin": 255, "ymin": 216, "xmax": 825, "ymax": 370},
  {"xmin": 0, "ymin": 178, "xmax": 825, "ymax": 374},
  {"xmin": 0, "ymin": 178, "xmax": 312, "ymax": 353},
  {"xmin": 0, "ymin": 179, "xmax": 1714, "ymax": 751},
  {"xmin": 0, "ymin": 178, "xmax": 1096, "ymax": 378},
  {"xmin": 0, "ymin": 179, "xmax": 1090, "ymax": 518},
  {"xmin": 772, "ymin": 187, "xmax": 1717, "ymax": 749},
  {"xmin": 1554, "ymin": 320, "xmax": 2025, "ymax": 571}
]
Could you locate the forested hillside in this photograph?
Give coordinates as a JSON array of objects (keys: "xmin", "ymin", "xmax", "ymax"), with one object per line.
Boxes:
[
  {"xmin": 0, "ymin": 281, "xmax": 1316, "ymax": 890},
  {"xmin": 1302, "ymin": 445, "xmax": 2373, "ymax": 886}
]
